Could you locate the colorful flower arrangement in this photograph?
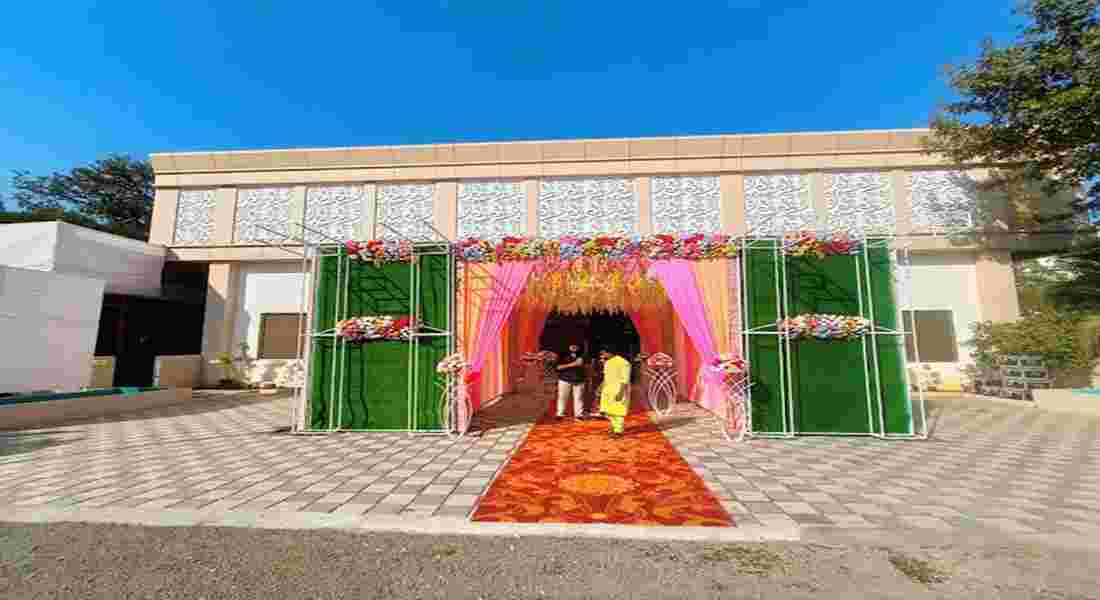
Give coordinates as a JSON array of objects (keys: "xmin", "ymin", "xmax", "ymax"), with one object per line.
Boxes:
[
  {"xmin": 781, "ymin": 231, "xmax": 862, "ymax": 258},
  {"xmin": 436, "ymin": 353, "xmax": 467, "ymax": 375},
  {"xmin": 344, "ymin": 239, "xmax": 413, "ymax": 264},
  {"xmin": 334, "ymin": 315, "xmax": 415, "ymax": 342},
  {"xmin": 451, "ymin": 234, "xmax": 740, "ymax": 264},
  {"xmin": 646, "ymin": 353, "xmax": 675, "ymax": 368},
  {"xmin": 709, "ymin": 354, "xmax": 747, "ymax": 383},
  {"xmin": 778, "ymin": 314, "xmax": 871, "ymax": 340}
]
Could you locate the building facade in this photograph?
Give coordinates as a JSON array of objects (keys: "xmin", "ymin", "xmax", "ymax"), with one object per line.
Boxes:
[{"xmin": 148, "ymin": 129, "xmax": 1071, "ymax": 389}]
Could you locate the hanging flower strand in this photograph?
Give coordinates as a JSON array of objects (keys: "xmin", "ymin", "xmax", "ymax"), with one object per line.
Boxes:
[{"xmin": 778, "ymin": 314, "xmax": 871, "ymax": 340}]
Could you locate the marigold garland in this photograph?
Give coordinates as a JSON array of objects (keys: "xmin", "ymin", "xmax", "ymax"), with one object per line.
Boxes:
[{"xmin": 519, "ymin": 257, "xmax": 667, "ymax": 315}]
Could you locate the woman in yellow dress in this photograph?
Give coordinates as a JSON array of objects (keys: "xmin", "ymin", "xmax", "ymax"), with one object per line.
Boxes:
[{"xmin": 598, "ymin": 347, "xmax": 632, "ymax": 438}]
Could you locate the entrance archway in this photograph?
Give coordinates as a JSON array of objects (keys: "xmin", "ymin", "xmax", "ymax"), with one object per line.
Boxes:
[{"xmin": 538, "ymin": 310, "xmax": 640, "ymax": 359}]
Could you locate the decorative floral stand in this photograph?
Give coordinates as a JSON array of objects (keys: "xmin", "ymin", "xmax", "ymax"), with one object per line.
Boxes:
[
  {"xmin": 719, "ymin": 374, "xmax": 753, "ymax": 442},
  {"xmin": 643, "ymin": 365, "xmax": 677, "ymax": 418},
  {"xmin": 438, "ymin": 375, "xmax": 472, "ymax": 438}
]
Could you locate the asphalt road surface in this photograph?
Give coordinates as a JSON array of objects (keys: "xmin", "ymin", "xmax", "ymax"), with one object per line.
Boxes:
[{"xmin": 2, "ymin": 522, "xmax": 1097, "ymax": 599}]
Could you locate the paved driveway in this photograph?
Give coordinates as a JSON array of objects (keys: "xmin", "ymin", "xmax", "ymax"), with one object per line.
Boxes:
[{"xmin": 3, "ymin": 391, "xmax": 1099, "ymax": 539}]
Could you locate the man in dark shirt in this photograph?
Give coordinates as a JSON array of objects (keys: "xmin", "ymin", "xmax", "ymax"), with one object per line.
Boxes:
[{"xmin": 555, "ymin": 343, "xmax": 587, "ymax": 420}]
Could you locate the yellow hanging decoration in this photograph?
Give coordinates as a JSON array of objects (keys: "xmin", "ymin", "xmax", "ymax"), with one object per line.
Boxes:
[{"xmin": 519, "ymin": 259, "xmax": 667, "ymax": 315}]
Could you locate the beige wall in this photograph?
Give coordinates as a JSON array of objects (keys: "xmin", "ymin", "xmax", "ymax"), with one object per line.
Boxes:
[
  {"xmin": 148, "ymin": 129, "xmax": 1099, "ymax": 374},
  {"xmin": 151, "ymin": 129, "xmax": 1085, "ymax": 263},
  {"xmin": 88, "ymin": 356, "xmax": 115, "ymax": 389},
  {"xmin": 154, "ymin": 355, "xmax": 203, "ymax": 388},
  {"xmin": 975, "ymin": 251, "xmax": 1021, "ymax": 323},
  {"xmin": 201, "ymin": 263, "xmax": 239, "ymax": 385}
]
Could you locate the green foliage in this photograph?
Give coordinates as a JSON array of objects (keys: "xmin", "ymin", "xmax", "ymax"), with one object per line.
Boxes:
[
  {"xmin": 1015, "ymin": 257, "xmax": 1075, "ymax": 311},
  {"xmin": 9, "ymin": 155, "xmax": 154, "ymax": 240},
  {"xmin": 210, "ymin": 343, "xmax": 255, "ymax": 388},
  {"xmin": 0, "ymin": 206, "xmax": 108, "ymax": 231},
  {"xmin": 927, "ymin": 0, "xmax": 1100, "ymax": 203},
  {"xmin": 1048, "ymin": 244, "xmax": 1100, "ymax": 310},
  {"xmin": 969, "ymin": 310, "xmax": 1094, "ymax": 378}
]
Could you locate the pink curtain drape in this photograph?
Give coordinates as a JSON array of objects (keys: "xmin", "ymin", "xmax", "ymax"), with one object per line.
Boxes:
[
  {"xmin": 466, "ymin": 261, "xmax": 535, "ymax": 410},
  {"xmin": 649, "ymin": 259, "xmax": 726, "ymax": 413}
]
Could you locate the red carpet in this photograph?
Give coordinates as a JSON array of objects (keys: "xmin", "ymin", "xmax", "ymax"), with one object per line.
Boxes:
[{"xmin": 472, "ymin": 409, "xmax": 733, "ymax": 526}]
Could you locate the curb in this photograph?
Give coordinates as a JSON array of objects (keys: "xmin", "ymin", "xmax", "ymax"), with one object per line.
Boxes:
[{"xmin": 2, "ymin": 506, "xmax": 801, "ymax": 543}]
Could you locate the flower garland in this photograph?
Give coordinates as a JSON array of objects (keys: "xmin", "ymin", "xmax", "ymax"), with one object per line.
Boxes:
[
  {"xmin": 344, "ymin": 239, "xmax": 413, "ymax": 264},
  {"xmin": 781, "ymin": 231, "xmax": 861, "ymax": 258},
  {"xmin": 778, "ymin": 314, "xmax": 871, "ymax": 340},
  {"xmin": 436, "ymin": 353, "xmax": 467, "ymax": 375},
  {"xmin": 335, "ymin": 315, "xmax": 416, "ymax": 342},
  {"xmin": 455, "ymin": 234, "xmax": 740, "ymax": 264},
  {"xmin": 646, "ymin": 353, "xmax": 675, "ymax": 368}
]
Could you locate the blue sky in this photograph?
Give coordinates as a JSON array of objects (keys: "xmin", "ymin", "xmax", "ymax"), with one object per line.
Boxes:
[{"xmin": 0, "ymin": 1, "xmax": 1024, "ymax": 204}]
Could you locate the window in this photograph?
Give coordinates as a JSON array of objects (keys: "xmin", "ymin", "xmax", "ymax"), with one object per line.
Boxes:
[
  {"xmin": 257, "ymin": 313, "xmax": 306, "ymax": 359},
  {"xmin": 902, "ymin": 310, "xmax": 958, "ymax": 363}
]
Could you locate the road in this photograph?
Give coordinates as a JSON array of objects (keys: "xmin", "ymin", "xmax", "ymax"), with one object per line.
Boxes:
[{"xmin": 2, "ymin": 522, "xmax": 1097, "ymax": 599}]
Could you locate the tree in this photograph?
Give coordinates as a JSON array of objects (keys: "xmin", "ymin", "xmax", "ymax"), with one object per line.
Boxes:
[
  {"xmin": 0, "ymin": 206, "xmax": 109, "ymax": 231},
  {"xmin": 927, "ymin": 0, "xmax": 1100, "ymax": 204},
  {"xmin": 1049, "ymin": 246, "xmax": 1100, "ymax": 309},
  {"xmin": 1015, "ymin": 255, "xmax": 1075, "ymax": 310},
  {"xmin": 10, "ymin": 155, "xmax": 154, "ymax": 240}
]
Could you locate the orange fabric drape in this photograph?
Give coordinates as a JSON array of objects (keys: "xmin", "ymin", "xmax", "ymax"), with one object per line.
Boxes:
[
  {"xmin": 461, "ymin": 263, "xmax": 507, "ymax": 407},
  {"xmin": 628, "ymin": 296, "xmax": 671, "ymax": 355},
  {"xmin": 691, "ymin": 260, "xmax": 734, "ymax": 355}
]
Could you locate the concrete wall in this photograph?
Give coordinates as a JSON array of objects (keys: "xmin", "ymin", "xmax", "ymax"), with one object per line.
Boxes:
[
  {"xmin": 0, "ymin": 388, "xmax": 193, "ymax": 430},
  {"xmin": 897, "ymin": 252, "xmax": 982, "ymax": 389},
  {"xmin": 233, "ymin": 263, "xmax": 309, "ymax": 385},
  {"xmin": 0, "ymin": 266, "xmax": 105, "ymax": 394},
  {"xmin": 154, "ymin": 354, "xmax": 202, "ymax": 388},
  {"xmin": 0, "ymin": 222, "xmax": 165, "ymax": 297},
  {"xmin": 89, "ymin": 356, "xmax": 116, "ymax": 388},
  {"xmin": 54, "ymin": 223, "xmax": 165, "ymax": 297}
]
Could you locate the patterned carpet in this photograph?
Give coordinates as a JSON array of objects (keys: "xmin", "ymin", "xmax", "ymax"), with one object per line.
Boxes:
[{"xmin": 471, "ymin": 410, "xmax": 733, "ymax": 526}]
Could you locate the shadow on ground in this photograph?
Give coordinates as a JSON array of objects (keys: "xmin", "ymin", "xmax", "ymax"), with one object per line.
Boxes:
[{"xmin": 0, "ymin": 430, "xmax": 84, "ymax": 458}]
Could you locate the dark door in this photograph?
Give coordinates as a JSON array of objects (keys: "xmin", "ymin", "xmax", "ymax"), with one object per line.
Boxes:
[{"xmin": 96, "ymin": 294, "xmax": 205, "ymax": 388}]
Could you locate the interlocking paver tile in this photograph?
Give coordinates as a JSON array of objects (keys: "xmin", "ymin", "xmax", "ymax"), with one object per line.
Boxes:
[{"xmin": 3, "ymin": 391, "xmax": 1098, "ymax": 537}]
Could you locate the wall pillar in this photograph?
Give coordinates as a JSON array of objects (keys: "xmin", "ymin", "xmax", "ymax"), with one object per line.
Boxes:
[
  {"xmin": 436, "ymin": 181, "xmax": 458, "ymax": 239},
  {"xmin": 975, "ymin": 250, "xmax": 1020, "ymax": 323},
  {"xmin": 200, "ymin": 262, "xmax": 240, "ymax": 385},
  {"xmin": 287, "ymin": 185, "xmax": 306, "ymax": 238},
  {"xmin": 148, "ymin": 188, "xmax": 179, "ymax": 245},
  {"xmin": 362, "ymin": 183, "xmax": 377, "ymax": 239},
  {"xmin": 636, "ymin": 177, "xmax": 653, "ymax": 234},
  {"xmin": 525, "ymin": 180, "xmax": 539, "ymax": 236},
  {"xmin": 212, "ymin": 187, "xmax": 238, "ymax": 244},
  {"xmin": 720, "ymin": 174, "xmax": 745, "ymax": 236}
]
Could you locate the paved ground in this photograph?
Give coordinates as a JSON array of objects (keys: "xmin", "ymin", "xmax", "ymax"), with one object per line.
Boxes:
[
  {"xmin": 3, "ymin": 521, "xmax": 1098, "ymax": 599},
  {"xmin": 3, "ymin": 389, "xmax": 1100, "ymax": 540}
]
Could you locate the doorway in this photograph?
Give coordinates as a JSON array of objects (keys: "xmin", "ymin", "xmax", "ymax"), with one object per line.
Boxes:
[{"xmin": 538, "ymin": 310, "xmax": 641, "ymax": 384}]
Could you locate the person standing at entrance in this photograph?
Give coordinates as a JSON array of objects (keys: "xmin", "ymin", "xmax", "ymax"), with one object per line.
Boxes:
[
  {"xmin": 555, "ymin": 344, "xmax": 586, "ymax": 420},
  {"xmin": 598, "ymin": 347, "xmax": 632, "ymax": 437}
]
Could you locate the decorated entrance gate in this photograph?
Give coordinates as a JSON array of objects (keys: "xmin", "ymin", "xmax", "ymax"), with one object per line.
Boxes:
[
  {"xmin": 303, "ymin": 240, "xmax": 454, "ymax": 432},
  {"xmin": 744, "ymin": 238, "xmax": 917, "ymax": 437}
]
